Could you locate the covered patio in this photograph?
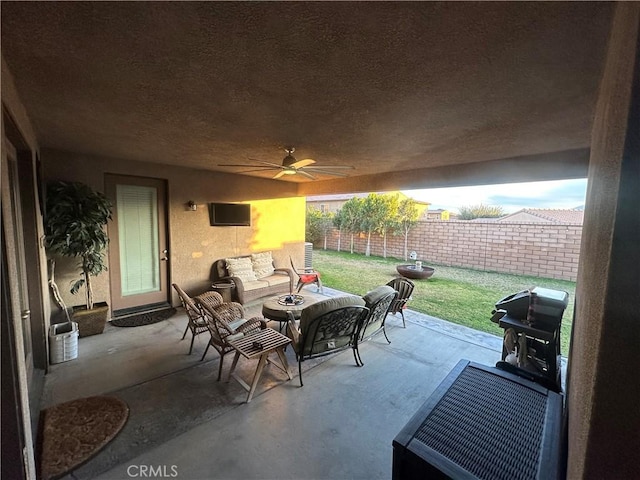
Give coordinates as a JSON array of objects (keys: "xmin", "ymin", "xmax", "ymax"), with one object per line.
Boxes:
[
  {"xmin": 42, "ymin": 288, "xmax": 505, "ymax": 479},
  {"xmin": 1, "ymin": 3, "xmax": 638, "ymax": 479}
]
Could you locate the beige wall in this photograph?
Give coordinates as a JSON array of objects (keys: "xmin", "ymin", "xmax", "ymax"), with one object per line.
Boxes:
[
  {"xmin": 323, "ymin": 220, "xmax": 582, "ymax": 281},
  {"xmin": 42, "ymin": 149, "xmax": 307, "ymax": 310}
]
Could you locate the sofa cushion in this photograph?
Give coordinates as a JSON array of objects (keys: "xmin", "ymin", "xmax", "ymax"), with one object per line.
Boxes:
[
  {"xmin": 242, "ymin": 280, "xmax": 270, "ymax": 292},
  {"xmin": 262, "ymin": 274, "xmax": 290, "ymax": 287},
  {"xmin": 226, "ymin": 257, "xmax": 257, "ymax": 283},
  {"xmin": 251, "ymin": 251, "xmax": 275, "ymax": 279}
]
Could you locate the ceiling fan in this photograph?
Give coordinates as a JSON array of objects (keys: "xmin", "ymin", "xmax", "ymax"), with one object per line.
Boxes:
[{"xmin": 219, "ymin": 147, "xmax": 355, "ymax": 180}]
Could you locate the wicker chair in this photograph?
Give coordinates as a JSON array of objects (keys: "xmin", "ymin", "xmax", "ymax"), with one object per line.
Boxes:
[
  {"xmin": 353, "ymin": 285, "xmax": 397, "ymax": 366},
  {"xmin": 386, "ymin": 277, "xmax": 415, "ymax": 328},
  {"xmin": 194, "ymin": 291, "xmax": 266, "ymax": 381},
  {"xmin": 290, "ymin": 257, "xmax": 323, "ymax": 293},
  {"xmin": 286, "ymin": 296, "xmax": 369, "ymax": 386},
  {"xmin": 172, "ymin": 283, "xmax": 209, "ymax": 355}
]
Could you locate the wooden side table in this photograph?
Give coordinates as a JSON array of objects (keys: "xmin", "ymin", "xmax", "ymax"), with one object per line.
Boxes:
[{"xmin": 227, "ymin": 328, "xmax": 292, "ymax": 403}]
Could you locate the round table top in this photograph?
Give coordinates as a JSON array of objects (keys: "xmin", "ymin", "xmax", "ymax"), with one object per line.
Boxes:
[{"xmin": 262, "ymin": 291, "xmax": 327, "ymax": 321}]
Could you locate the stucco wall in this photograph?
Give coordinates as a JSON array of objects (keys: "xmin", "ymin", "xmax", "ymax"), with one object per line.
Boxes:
[
  {"xmin": 322, "ymin": 220, "xmax": 582, "ymax": 281},
  {"xmin": 568, "ymin": 4, "xmax": 640, "ymax": 478},
  {"xmin": 42, "ymin": 149, "xmax": 306, "ymax": 311}
]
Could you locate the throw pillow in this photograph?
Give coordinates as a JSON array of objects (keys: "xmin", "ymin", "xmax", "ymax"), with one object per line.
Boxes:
[
  {"xmin": 226, "ymin": 257, "xmax": 257, "ymax": 283},
  {"xmin": 251, "ymin": 251, "xmax": 275, "ymax": 279}
]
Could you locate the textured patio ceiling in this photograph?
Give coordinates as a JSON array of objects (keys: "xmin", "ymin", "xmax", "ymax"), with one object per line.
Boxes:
[{"xmin": 1, "ymin": 2, "xmax": 613, "ymax": 189}]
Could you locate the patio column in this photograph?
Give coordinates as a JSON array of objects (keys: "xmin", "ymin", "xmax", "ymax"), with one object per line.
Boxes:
[{"xmin": 567, "ymin": 3, "xmax": 639, "ymax": 479}]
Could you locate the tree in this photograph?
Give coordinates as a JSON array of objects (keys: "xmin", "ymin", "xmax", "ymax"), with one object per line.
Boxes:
[
  {"xmin": 340, "ymin": 197, "xmax": 363, "ymax": 254},
  {"xmin": 333, "ymin": 208, "xmax": 345, "ymax": 252},
  {"xmin": 305, "ymin": 207, "xmax": 323, "ymax": 245},
  {"xmin": 44, "ymin": 181, "xmax": 113, "ymax": 310},
  {"xmin": 320, "ymin": 211, "xmax": 334, "ymax": 249},
  {"xmin": 377, "ymin": 194, "xmax": 400, "ymax": 258},
  {"xmin": 457, "ymin": 203, "xmax": 505, "ymax": 220},
  {"xmin": 360, "ymin": 193, "xmax": 389, "ymax": 256},
  {"xmin": 396, "ymin": 197, "xmax": 420, "ymax": 260},
  {"xmin": 306, "ymin": 208, "xmax": 334, "ymax": 248}
]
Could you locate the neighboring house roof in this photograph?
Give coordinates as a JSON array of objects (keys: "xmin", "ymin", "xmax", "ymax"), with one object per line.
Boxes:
[
  {"xmin": 497, "ymin": 208, "xmax": 584, "ymax": 224},
  {"xmin": 306, "ymin": 193, "xmax": 371, "ymax": 202},
  {"xmin": 306, "ymin": 192, "xmax": 430, "ymax": 206}
]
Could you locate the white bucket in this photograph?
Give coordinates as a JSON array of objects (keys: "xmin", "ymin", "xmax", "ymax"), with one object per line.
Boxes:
[{"xmin": 49, "ymin": 321, "xmax": 79, "ymax": 364}]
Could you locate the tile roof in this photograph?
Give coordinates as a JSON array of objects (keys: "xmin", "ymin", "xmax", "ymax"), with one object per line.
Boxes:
[
  {"xmin": 499, "ymin": 208, "xmax": 584, "ymax": 224},
  {"xmin": 306, "ymin": 192, "xmax": 430, "ymax": 205}
]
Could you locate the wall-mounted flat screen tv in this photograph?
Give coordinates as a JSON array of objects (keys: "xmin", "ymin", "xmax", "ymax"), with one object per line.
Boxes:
[{"xmin": 209, "ymin": 203, "xmax": 251, "ymax": 226}]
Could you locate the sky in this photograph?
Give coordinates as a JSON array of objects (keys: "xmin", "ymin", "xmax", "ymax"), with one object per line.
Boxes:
[{"xmin": 402, "ymin": 178, "xmax": 588, "ymax": 214}]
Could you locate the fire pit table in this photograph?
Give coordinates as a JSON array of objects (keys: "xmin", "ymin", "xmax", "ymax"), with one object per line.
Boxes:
[{"xmin": 396, "ymin": 264, "xmax": 435, "ymax": 280}]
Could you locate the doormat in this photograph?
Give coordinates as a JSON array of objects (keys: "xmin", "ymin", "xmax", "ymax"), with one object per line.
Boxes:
[
  {"xmin": 110, "ymin": 307, "xmax": 176, "ymax": 327},
  {"xmin": 38, "ymin": 396, "xmax": 129, "ymax": 480}
]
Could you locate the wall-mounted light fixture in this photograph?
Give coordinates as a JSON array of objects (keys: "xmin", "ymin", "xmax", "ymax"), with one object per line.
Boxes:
[{"xmin": 188, "ymin": 201, "xmax": 197, "ymax": 211}]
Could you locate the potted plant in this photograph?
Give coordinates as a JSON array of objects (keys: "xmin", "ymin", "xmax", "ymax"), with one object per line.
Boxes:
[{"xmin": 44, "ymin": 181, "xmax": 113, "ymax": 337}]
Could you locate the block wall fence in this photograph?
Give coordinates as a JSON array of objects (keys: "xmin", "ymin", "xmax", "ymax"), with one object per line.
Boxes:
[{"xmin": 320, "ymin": 220, "xmax": 582, "ymax": 281}]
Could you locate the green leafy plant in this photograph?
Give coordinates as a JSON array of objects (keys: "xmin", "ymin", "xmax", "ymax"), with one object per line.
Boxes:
[
  {"xmin": 396, "ymin": 197, "xmax": 420, "ymax": 260},
  {"xmin": 44, "ymin": 181, "xmax": 113, "ymax": 310},
  {"xmin": 458, "ymin": 203, "xmax": 505, "ymax": 220}
]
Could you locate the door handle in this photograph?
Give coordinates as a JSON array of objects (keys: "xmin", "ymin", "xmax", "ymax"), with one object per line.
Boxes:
[{"xmin": 161, "ymin": 257, "xmax": 168, "ymax": 261}]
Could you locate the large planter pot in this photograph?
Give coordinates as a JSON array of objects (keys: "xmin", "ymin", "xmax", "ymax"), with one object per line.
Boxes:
[
  {"xmin": 396, "ymin": 264, "xmax": 435, "ymax": 280},
  {"xmin": 71, "ymin": 302, "xmax": 109, "ymax": 337}
]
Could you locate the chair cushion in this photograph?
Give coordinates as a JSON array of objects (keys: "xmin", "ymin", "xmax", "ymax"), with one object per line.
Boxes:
[
  {"xmin": 300, "ymin": 295, "xmax": 366, "ymax": 333},
  {"xmin": 226, "ymin": 257, "xmax": 257, "ymax": 283},
  {"xmin": 227, "ymin": 332, "xmax": 244, "ymax": 342},
  {"xmin": 299, "ymin": 273, "xmax": 319, "ymax": 283},
  {"xmin": 251, "ymin": 251, "xmax": 275, "ymax": 278},
  {"xmin": 228, "ymin": 318, "xmax": 249, "ymax": 331},
  {"xmin": 363, "ymin": 285, "xmax": 396, "ymax": 308}
]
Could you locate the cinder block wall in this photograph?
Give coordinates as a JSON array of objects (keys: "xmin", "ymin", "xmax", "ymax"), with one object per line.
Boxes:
[{"xmin": 321, "ymin": 220, "xmax": 582, "ymax": 281}]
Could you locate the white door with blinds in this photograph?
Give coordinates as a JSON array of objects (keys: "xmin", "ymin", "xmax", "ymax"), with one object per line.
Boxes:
[{"xmin": 106, "ymin": 176, "xmax": 169, "ymax": 313}]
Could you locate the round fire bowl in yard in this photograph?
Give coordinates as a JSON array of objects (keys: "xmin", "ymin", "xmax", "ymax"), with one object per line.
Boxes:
[{"xmin": 396, "ymin": 264, "xmax": 435, "ymax": 280}]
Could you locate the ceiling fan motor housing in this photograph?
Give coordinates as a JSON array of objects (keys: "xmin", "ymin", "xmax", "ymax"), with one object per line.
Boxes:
[{"xmin": 282, "ymin": 148, "xmax": 296, "ymax": 167}]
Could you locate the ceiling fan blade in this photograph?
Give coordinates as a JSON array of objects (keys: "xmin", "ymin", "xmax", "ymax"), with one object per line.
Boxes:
[
  {"xmin": 297, "ymin": 170, "xmax": 317, "ymax": 180},
  {"xmin": 290, "ymin": 158, "xmax": 316, "ymax": 169},
  {"xmin": 218, "ymin": 163, "xmax": 265, "ymax": 167},
  {"xmin": 303, "ymin": 168, "xmax": 350, "ymax": 177},
  {"xmin": 300, "ymin": 165, "xmax": 355, "ymax": 170},
  {"xmin": 273, "ymin": 171, "xmax": 287, "ymax": 179},
  {"xmin": 251, "ymin": 160, "xmax": 285, "ymax": 168},
  {"xmin": 220, "ymin": 160, "xmax": 284, "ymax": 168},
  {"xmin": 236, "ymin": 167, "xmax": 282, "ymax": 173},
  {"xmin": 219, "ymin": 164, "xmax": 277, "ymax": 169}
]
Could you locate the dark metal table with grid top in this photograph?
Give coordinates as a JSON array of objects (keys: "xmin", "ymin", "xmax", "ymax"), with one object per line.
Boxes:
[{"xmin": 393, "ymin": 360, "xmax": 563, "ymax": 480}]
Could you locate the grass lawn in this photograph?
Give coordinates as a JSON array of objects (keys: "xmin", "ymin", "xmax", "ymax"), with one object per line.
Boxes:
[{"xmin": 313, "ymin": 250, "xmax": 575, "ymax": 353}]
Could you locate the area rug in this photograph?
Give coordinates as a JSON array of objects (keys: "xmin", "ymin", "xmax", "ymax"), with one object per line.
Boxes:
[
  {"xmin": 110, "ymin": 307, "xmax": 176, "ymax": 327},
  {"xmin": 38, "ymin": 396, "xmax": 129, "ymax": 480}
]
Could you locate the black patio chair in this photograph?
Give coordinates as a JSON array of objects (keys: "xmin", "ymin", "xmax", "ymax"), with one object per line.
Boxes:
[{"xmin": 386, "ymin": 277, "xmax": 415, "ymax": 328}]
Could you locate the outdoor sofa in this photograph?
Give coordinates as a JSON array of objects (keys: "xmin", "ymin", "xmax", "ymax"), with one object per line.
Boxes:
[{"xmin": 211, "ymin": 251, "xmax": 294, "ymax": 304}]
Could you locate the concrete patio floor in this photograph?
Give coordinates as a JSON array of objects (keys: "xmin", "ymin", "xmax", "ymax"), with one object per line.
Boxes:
[{"xmin": 45, "ymin": 287, "xmax": 507, "ymax": 480}]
